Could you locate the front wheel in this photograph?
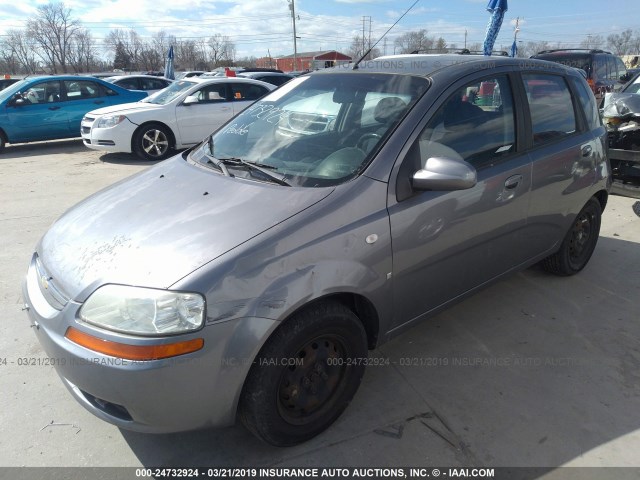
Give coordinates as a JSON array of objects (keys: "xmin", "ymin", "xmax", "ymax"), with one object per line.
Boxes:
[
  {"xmin": 133, "ymin": 123, "xmax": 172, "ymax": 161},
  {"xmin": 540, "ymin": 197, "xmax": 602, "ymax": 276},
  {"xmin": 238, "ymin": 301, "xmax": 368, "ymax": 446},
  {"xmin": 0, "ymin": 132, "xmax": 6, "ymax": 153}
]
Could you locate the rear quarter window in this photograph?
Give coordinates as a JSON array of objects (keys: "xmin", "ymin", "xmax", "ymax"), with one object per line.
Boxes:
[{"xmin": 570, "ymin": 76, "xmax": 601, "ymax": 130}]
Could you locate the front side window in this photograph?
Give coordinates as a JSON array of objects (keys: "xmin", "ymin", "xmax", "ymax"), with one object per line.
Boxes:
[
  {"xmin": 523, "ymin": 74, "xmax": 577, "ymax": 145},
  {"xmin": 190, "ymin": 73, "xmax": 429, "ymax": 187},
  {"xmin": 413, "ymin": 75, "xmax": 516, "ymax": 168},
  {"xmin": 23, "ymin": 81, "xmax": 61, "ymax": 104},
  {"xmin": 193, "ymin": 84, "xmax": 228, "ymax": 103}
]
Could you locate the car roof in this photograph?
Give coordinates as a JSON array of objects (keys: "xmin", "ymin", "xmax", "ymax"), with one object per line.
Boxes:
[
  {"xmin": 181, "ymin": 76, "xmax": 276, "ymax": 88},
  {"xmin": 316, "ymin": 54, "xmax": 568, "ymax": 78},
  {"xmin": 106, "ymin": 75, "xmax": 173, "ymax": 81},
  {"xmin": 238, "ymin": 72, "xmax": 293, "ymax": 78}
]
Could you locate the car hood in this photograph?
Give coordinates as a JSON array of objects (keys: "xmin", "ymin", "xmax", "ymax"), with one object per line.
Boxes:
[
  {"xmin": 38, "ymin": 156, "xmax": 334, "ymax": 302},
  {"xmin": 87, "ymin": 101, "xmax": 164, "ymax": 117}
]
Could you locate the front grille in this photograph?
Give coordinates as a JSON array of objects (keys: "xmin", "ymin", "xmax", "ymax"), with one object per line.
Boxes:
[{"xmin": 34, "ymin": 255, "xmax": 69, "ymax": 311}]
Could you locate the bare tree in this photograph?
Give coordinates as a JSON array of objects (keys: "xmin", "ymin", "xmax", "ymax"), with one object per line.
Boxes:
[
  {"xmin": 208, "ymin": 34, "xmax": 236, "ymax": 67},
  {"xmin": 1, "ymin": 29, "xmax": 39, "ymax": 74},
  {"xmin": 347, "ymin": 34, "xmax": 380, "ymax": 61},
  {"xmin": 68, "ymin": 29, "xmax": 98, "ymax": 73},
  {"xmin": 580, "ymin": 34, "xmax": 604, "ymax": 50},
  {"xmin": 105, "ymin": 29, "xmax": 144, "ymax": 70},
  {"xmin": 177, "ymin": 40, "xmax": 199, "ymax": 70},
  {"xmin": 26, "ymin": 2, "xmax": 80, "ymax": 73},
  {"xmin": 393, "ymin": 29, "xmax": 435, "ymax": 54},
  {"xmin": 607, "ymin": 29, "xmax": 634, "ymax": 55}
]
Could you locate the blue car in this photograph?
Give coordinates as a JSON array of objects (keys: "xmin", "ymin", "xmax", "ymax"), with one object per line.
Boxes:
[{"xmin": 0, "ymin": 75, "xmax": 147, "ymax": 152}]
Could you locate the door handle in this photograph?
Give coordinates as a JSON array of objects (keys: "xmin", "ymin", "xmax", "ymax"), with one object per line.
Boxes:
[
  {"xmin": 504, "ymin": 174, "xmax": 523, "ymax": 190},
  {"xmin": 93, "ymin": 100, "xmax": 104, "ymax": 104},
  {"xmin": 581, "ymin": 145, "xmax": 593, "ymax": 157},
  {"xmin": 48, "ymin": 106, "xmax": 60, "ymax": 110}
]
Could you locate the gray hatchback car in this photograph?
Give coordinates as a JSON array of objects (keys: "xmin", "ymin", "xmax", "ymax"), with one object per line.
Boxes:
[{"xmin": 23, "ymin": 54, "xmax": 610, "ymax": 446}]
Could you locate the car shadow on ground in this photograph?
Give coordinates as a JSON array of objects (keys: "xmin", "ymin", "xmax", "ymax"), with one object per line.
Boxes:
[
  {"xmin": 0, "ymin": 139, "xmax": 86, "ymax": 159},
  {"xmin": 118, "ymin": 234, "xmax": 640, "ymax": 474}
]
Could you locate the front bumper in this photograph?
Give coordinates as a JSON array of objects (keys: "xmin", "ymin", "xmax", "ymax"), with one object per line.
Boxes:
[
  {"xmin": 22, "ymin": 254, "xmax": 278, "ymax": 433},
  {"xmin": 81, "ymin": 115, "xmax": 136, "ymax": 154},
  {"xmin": 609, "ymin": 148, "xmax": 640, "ymax": 199}
]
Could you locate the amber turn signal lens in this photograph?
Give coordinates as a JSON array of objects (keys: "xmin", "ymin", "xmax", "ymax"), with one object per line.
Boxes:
[{"xmin": 65, "ymin": 327, "xmax": 204, "ymax": 360}]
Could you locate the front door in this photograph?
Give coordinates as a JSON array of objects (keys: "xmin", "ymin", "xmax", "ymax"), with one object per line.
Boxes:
[
  {"xmin": 5, "ymin": 80, "xmax": 68, "ymax": 142},
  {"xmin": 387, "ymin": 73, "xmax": 533, "ymax": 331},
  {"xmin": 175, "ymin": 84, "xmax": 234, "ymax": 145}
]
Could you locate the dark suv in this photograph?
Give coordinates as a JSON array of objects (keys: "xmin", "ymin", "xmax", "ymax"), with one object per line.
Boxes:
[{"xmin": 531, "ymin": 49, "xmax": 627, "ymax": 101}]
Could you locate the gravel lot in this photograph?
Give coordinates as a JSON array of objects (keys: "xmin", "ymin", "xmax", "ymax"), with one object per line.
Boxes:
[{"xmin": 1, "ymin": 139, "xmax": 639, "ymax": 475}]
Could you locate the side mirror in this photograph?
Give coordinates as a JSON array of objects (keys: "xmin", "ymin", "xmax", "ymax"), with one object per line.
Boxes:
[
  {"xmin": 182, "ymin": 95, "xmax": 199, "ymax": 105},
  {"xmin": 412, "ymin": 157, "xmax": 477, "ymax": 191},
  {"xmin": 619, "ymin": 73, "xmax": 631, "ymax": 83}
]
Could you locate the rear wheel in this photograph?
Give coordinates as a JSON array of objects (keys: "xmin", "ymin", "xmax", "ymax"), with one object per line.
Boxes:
[
  {"xmin": 0, "ymin": 131, "xmax": 6, "ymax": 153},
  {"xmin": 133, "ymin": 123, "xmax": 172, "ymax": 161},
  {"xmin": 238, "ymin": 301, "xmax": 368, "ymax": 446},
  {"xmin": 540, "ymin": 197, "xmax": 602, "ymax": 276}
]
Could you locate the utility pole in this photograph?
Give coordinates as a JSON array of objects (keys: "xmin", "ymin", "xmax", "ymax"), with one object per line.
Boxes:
[
  {"xmin": 464, "ymin": 29, "xmax": 467, "ymax": 49},
  {"xmin": 289, "ymin": 0, "xmax": 298, "ymax": 71},
  {"xmin": 362, "ymin": 16, "xmax": 372, "ymax": 58}
]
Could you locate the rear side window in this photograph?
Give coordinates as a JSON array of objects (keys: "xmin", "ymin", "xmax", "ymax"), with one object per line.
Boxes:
[
  {"xmin": 570, "ymin": 77, "xmax": 601, "ymax": 130},
  {"xmin": 231, "ymin": 83, "xmax": 269, "ymax": 101},
  {"xmin": 593, "ymin": 55, "xmax": 608, "ymax": 82},
  {"xmin": 523, "ymin": 74, "xmax": 576, "ymax": 146},
  {"xmin": 64, "ymin": 80, "xmax": 105, "ymax": 100}
]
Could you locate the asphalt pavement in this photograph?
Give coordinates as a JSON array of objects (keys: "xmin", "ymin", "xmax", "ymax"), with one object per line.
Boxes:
[{"xmin": 1, "ymin": 140, "xmax": 639, "ymax": 478}]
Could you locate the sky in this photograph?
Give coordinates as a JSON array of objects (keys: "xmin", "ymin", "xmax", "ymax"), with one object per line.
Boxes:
[{"xmin": 0, "ymin": 0, "xmax": 639, "ymax": 60}]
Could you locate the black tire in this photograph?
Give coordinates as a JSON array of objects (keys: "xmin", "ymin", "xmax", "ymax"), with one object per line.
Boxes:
[
  {"xmin": 238, "ymin": 301, "xmax": 368, "ymax": 446},
  {"xmin": 540, "ymin": 197, "xmax": 602, "ymax": 276},
  {"xmin": 132, "ymin": 123, "xmax": 172, "ymax": 161},
  {"xmin": 0, "ymin": 131, "xmax": 6, "ymax": 153}
]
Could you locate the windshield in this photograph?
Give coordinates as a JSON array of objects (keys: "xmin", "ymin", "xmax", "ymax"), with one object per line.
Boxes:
[
  {"xmin": 534, "ymin": 54, "xmax": 591, "ymax": 76},
  {"xmin": 190, "ymin": 73, "xmax": 429, "ymax": 187},
  {"xmin": 142, "ymin": 80, "xmax": 195, "ymax": 104},
  {"xmin": 624, "ymin": 74, "xmax": 640, "ymax": 94},
  {"xmin": 0, "ymin": 79, "xmax": 29, "ymax": 103}
]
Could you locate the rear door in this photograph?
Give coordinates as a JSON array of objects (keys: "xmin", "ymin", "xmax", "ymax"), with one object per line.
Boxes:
[
  {"xmin": 522, "ymin": 72, "xmax": 599, "ymax": 254},
  {"xmin": 62, "ymin": 80, "xmax": 112, "ymax": 134},
  {"xmin": 387, "ymin": 72, "xmax": 533, "ymax": 330}
]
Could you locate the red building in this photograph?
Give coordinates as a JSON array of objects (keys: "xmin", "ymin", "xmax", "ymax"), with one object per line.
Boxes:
[{"xmin": 256, "ymin": 50, "xmax": 352, "ymax": 73}]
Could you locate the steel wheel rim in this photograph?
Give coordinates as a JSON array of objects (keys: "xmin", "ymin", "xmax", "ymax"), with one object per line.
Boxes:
[
  {"xmin": 277, "ymin": 335, "xmax": 347, "ymax": 425},
  {"xmin": 568, "ymin": 210, "xmax": 593, "ymax": 264},
  {"xmin": 141, "ymin": 129, "xmax": 168, "ymax": 157}
]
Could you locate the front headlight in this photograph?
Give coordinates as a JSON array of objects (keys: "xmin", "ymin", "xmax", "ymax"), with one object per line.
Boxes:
[
  {"xmin": 95, "ymin": 115, "xmax": 127, "ymax": 129},
  {"xmin": 79, "ymin": 285, "xmax": 205, "ymax": 336}
]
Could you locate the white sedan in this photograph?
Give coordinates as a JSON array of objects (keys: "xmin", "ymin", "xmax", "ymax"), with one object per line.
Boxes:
[{"xmin": 81, "ymin": 77, "xmax": 275, "ymax": 161}]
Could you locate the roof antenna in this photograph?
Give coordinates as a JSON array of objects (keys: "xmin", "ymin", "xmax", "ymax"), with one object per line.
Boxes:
[{"xmin": 352, "ymin": 0, "xmax": 421, "ymax": 70}]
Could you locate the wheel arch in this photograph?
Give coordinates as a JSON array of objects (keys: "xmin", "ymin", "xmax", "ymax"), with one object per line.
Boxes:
[
  {"xmin": 130, "ymin": 120, "xmax": 177, "ymax": 152},
  {"xmin": 276, "ymin": 293, "xmax": 380, "ymax": 350},
  {"xmin": 592, "ymin": 189, "xmax": 608, "ymax": 213}
]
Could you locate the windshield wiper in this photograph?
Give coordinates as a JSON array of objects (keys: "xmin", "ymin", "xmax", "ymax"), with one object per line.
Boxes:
[{"xmin": 217, "ymin": 157, "xmax": 290, "ymax": 186}]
